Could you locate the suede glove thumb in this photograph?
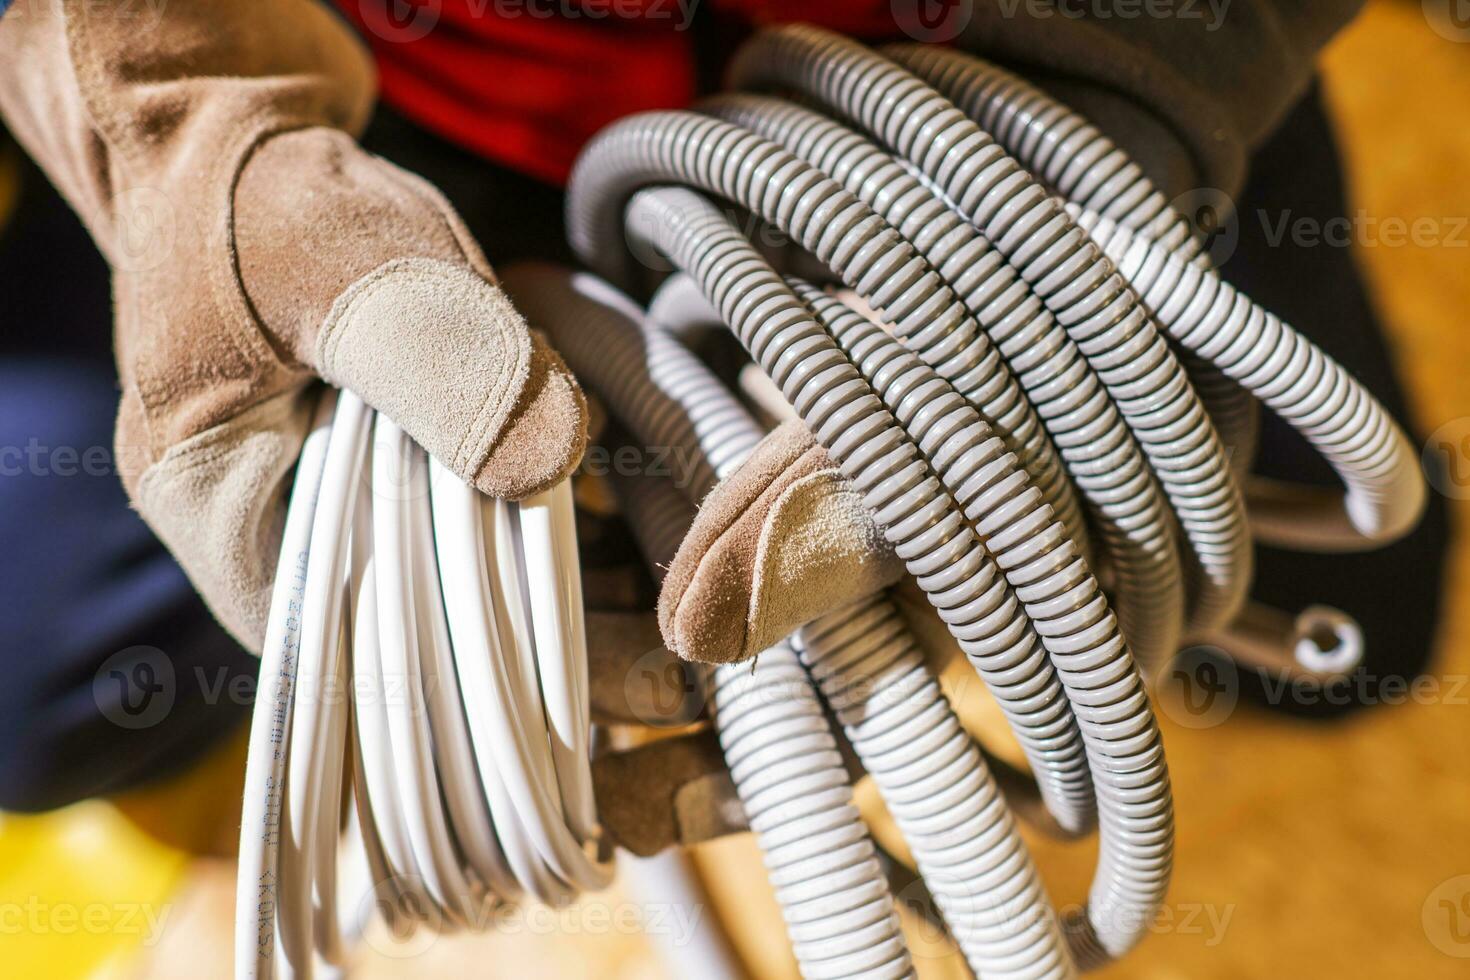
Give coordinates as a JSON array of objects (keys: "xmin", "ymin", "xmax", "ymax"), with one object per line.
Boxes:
[{"xmin": 657, "ymin": 419, "xmax": 904, "ymax": 664}]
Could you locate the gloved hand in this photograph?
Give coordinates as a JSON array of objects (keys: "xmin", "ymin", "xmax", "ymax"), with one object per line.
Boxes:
[
  {"xmin": 571, "ymin": 479, "xmax": 747, "ymax": 857},
  {"xmin": 587, "ymin": 490, "xmax": 976, "ymax": 855},
  {"xmin": 584, "ymin": 550, "xmax": 967, "ymax": 859},
  {"xmin": 0, "ymin": 0, "xmax": 774, "ymax": 856},
  {"xmin": 0, "ymin": 0, "xmax": 586, "ymax": 648}
]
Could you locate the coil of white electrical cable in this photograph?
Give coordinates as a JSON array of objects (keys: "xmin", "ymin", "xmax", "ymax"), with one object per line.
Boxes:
[
  {"xmin": 236, "ymin": 386, "xmax": 609, "ymax": 978},
  {"xmin": 237, "ymin": 24, "xmax": 1424, "ymax": 980}
]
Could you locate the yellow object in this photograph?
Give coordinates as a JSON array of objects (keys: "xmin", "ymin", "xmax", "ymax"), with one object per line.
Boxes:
[{"xmin": 0, "ymin": 804, "xmax": 188, "ymax": 980}]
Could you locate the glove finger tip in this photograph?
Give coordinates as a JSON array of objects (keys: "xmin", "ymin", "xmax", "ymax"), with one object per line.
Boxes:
[{"xmin": 473, "ymin": 334, "xmax": 588, "ymax": 500}]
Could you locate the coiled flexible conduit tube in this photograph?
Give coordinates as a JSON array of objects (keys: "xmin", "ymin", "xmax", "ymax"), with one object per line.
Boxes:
[
  {"xmin": 880, "ymin": 42, "xmax": 1259, "ymax": 484},
  {"xmin": 562, "ymin": 22, "xmax": 1422, "ymax": 965},
  {"xmin": 883, "ymin": 42, "xmax": 1423, "ymax": 551},
  {"xmin": 573, "ymin": 26, "xmax": 1254, "ymax": 636},
  {"xmin": 698, "ymin": 92, "xmax": 1186, "ymax": 671},
  {"xmin": 509, "ymin": 264, "xmax": 1074, "ymax": 977},
  {"xmin": 238, "ymin": 23, "xmax": 1425, "ymax": 980},
  {"xmin": 580, "ymin": 183, "xmax": 1174, "ymax": 961}
]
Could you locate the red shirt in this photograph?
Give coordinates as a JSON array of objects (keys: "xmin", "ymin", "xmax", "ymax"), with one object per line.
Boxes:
[{"xmin": 334, "ymin": 0, "xmax": 904, "ymax": 184}]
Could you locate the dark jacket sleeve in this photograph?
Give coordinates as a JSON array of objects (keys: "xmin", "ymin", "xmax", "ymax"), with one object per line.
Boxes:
[{"xmin": 953, "ymin": 0, "xmax": 1364, "ymax": 196}]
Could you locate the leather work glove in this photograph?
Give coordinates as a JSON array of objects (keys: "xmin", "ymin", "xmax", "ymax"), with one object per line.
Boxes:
[
  {"xmin": 0, "ymin": 0, "xmax": 733, "ymax": 855},
  {"xmin": 0, "ymin": 0, "xmax": 752, "ymax": 859},
  {"xmin": 567, "ymin": 464, "xmax": 748, "ymax": 857},
  {"xmin": 0, "ymin": 0, "xmax": 586, "ymax": 649},
  {"xmin": 575, "ymin": 438, "xmax": 910, "ymax": 858},
  {"xmin": 580, "ymin": 431, "xmax": 978, "ymax": 856}
]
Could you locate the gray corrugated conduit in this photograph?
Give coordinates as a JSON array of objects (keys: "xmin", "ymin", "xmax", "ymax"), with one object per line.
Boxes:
[
  {"xmin": 1065, "ymin": 207, "xmax": 1425, "ymax": 550},
  {"xmin": 573, "ymin": 182, "xmax": 1169, "ymax": 963},
  {"xmin": 559, "ymin": 21, "xmax": 1421, "ymax": 966},
  {"xmin": 880, "ymin": 43, "xmax": 1419, "ymax": 658},
  {"xmin": 698, "ymin": 92, "xmax": 1185, "ymax": 672},
  {"xmin": 508, "ymin": 271, "xmax": 917, "ymax": 980},
  {"xmin": 237, "ymin": 23, "xmax": 1425, "ymax": 980},
  {"xmin": 715, "ymin": 25, "xmax": 1253, "ymax": 635},
  {"xmin": 567, "ymin": 114, "xmax": 1092, "ymax": 559},
  {"xmin": 878, "ymin": 42, "xmax": 1263, "ymax": 482},
  {"xmin": 505, "ymin": 264, "xmax": 1072, "ymax": 978},
  {"xmin": 887, "ymin": 43, "xmax": 1422, "ymax": 553}
]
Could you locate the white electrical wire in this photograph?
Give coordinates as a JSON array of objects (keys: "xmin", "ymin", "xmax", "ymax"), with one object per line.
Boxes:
[
  {"xmin": 236, "ymin": 388, "xmax": 607, "ymax": 978},
  {"xmin": 279, "ymin": 388, "xmax": 369, "ymax": 975},
  {"xmin": 237, "ymin": 388, "xmax": 337, "ymax": 980}
]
